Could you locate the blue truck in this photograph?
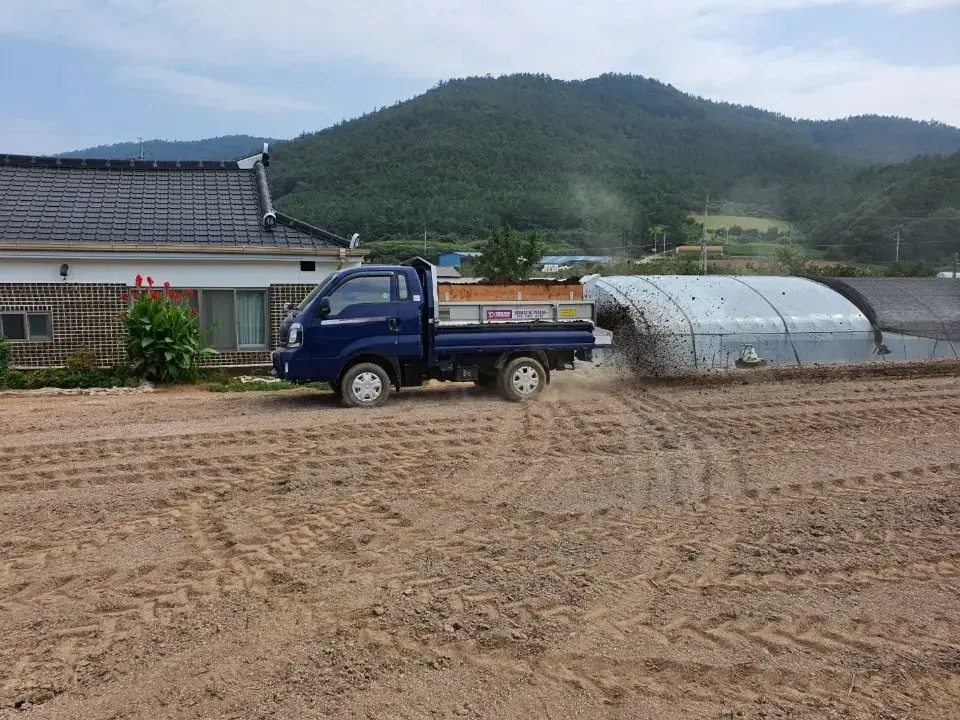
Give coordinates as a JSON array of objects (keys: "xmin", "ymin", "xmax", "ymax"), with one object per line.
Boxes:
[{"xmin": 272, "ymin": 258, "xmax": 610, "ymax": 407}]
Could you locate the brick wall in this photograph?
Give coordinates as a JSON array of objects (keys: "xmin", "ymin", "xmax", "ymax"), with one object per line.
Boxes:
[
  {"xmin": 1, "ymin": 282, "xmax": 318, "ymax": 369},
  {"xmin": 269, "ymin": 283, "xmax": 315, "ymax": 347},
  {"xmin": 0, "ymin": 283, "xmax": 127, "ymax": 367}
]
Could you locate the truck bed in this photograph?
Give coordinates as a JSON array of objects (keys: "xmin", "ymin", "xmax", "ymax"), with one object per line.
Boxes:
[{"xmin": 437, "ymin": 299, "xmax": 595, "ymax": 325}]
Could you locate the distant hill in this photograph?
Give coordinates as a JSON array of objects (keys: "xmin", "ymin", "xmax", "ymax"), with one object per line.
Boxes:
[
  {"xmin": 266, "ymin": 73, "xmax": 960, "ymax": 259},
  {"xmin": 791, "ymin": 116, "xmax": 960, "ymax": 165},
  {"xmin": 62, "ymin": 135, "xmax": 277, "ymax": 162},
  {"xmin": 797, "ymin": 153, "xmax": 960, "ymax": 263},
  {"xmin": 60, "ymin": 74, "xmax": 960, "ymax": 263}
]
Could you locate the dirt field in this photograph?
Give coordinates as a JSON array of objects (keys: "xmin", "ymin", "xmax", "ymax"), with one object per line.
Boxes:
[{"xmin": 2, "ymin": 366, "xmax": 960, "ymax": 719}]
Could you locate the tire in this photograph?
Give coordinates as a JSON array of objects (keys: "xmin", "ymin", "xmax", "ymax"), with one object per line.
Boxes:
[
  {"xmin": 497, "ymin": 357, "xmax": 547, "ymax": 402},
  {"xmin": 341, "ymin": 362, "xmax": 391, "ymax": 408}
]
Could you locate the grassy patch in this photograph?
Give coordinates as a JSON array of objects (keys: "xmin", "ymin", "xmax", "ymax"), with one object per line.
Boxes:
[
  {"xmin": 208, "ymin": 380, "xmax": 329, "ymax": 393},
  {"xmin": 722, "ymin": 243, "xmax": 825, "ymax": 259},
  {"xmin": 689, "ymin": 214, "xmax": 793, "ymax": 232}
]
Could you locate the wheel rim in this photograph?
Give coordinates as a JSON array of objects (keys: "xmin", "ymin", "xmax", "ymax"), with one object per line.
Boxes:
[
  {"xmin": 511, "ymin": 365, "xmax": 540, "ymax": 395},
  {"xmin": 351, "ymin": 372, "xmax": 383, "ymax": 402}
]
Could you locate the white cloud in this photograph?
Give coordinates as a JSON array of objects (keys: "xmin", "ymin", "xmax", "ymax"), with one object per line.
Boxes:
[
  {"xmin": 1, "ymin": 0, "xmax": 959, "ymax": 124},
  {"xmin": 113, "ymin": 66, "xmax": 318, "ymax": 113}
]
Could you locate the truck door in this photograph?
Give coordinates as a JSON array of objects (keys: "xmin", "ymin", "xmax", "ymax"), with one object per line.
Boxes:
[
  {"xmin": 306, "ymin": 272, "xmax": 397, "ymax": 378},
  {"xmin": 394, "ymin": 271, "xmax": 423, "ymax": 360}
]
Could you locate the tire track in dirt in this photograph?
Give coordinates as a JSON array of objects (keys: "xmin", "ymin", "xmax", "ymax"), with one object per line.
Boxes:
[
  {"xmin": 680, "ymin": 387, "xmax": 960, "ymax": 414},
  {"xmin": 3, "ymin": 376, "xmax": 960, "ymax": 717},
  {"xmin": 1, "ymin": 407, "xmax": 514, "ymax": 707}
]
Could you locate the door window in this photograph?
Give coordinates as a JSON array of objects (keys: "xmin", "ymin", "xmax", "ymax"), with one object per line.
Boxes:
[{"xmin": 326, "ymin": 275, "xmax": 392, "ymax": 316}]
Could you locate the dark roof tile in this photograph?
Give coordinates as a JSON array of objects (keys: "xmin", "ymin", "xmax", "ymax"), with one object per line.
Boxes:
[{"xmin": 0, "ymin": 154, "xmax": 357, "ymax": 251}]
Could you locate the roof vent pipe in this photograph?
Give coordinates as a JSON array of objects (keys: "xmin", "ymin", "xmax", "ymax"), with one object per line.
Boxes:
[{"xmin": 254, "ymin": 160, "xmax": 277, "ymax": 229}]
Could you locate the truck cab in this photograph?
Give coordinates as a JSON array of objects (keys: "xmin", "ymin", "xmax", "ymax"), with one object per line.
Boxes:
[{"xmin": 273, "ymin": 260, "xmax": 607, "ymax": 408}]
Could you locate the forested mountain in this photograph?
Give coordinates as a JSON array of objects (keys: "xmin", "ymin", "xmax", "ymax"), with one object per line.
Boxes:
[
  {"xmin": 62, "ymin": 135, "xmax": 275, "ymax": 161},
  {"xmin": 797, "ymin": 153, "xmax": 960, "ymax": 263},
  {"xmin": 265, "ymin": 74, "xmax": 960, "ymax": 261},
  {"xmin": 268, "ymin": 74, "xmax": 835, "ymax": 245},
  {"xmin": 62, "ymin": 74, "xmax": 960, "ymax": 263},
  {"xmin": 791, "ymin": 117, "xmax": 960, "ymax": 165}
]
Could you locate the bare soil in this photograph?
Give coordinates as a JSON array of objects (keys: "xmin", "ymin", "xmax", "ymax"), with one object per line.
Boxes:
[{"xmin": 2, "ymin": 366, "xmax": 960, "ymax": 719}]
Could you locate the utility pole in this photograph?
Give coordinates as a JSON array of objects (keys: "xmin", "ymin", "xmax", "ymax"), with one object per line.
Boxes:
[
  {"xmin": 953, "ymin": 252, "xmax": 957, "ymax": 279},
  {"xmin": 895, "ymin": 227, "xmax": 901, "ymax": 262},
  {"xmin": 701, "ymin": 193, "xmax": 709, "ymax": 275},
  {"xmin": 662, "ymin": 229, "xmax": 667, "ymax": 255},
  {"xmin": 423, "ymin": 225, "xmax": 427, "ymax": 255},
  {"xmin": 137, "ymin": 137, "xmax": 144, "ymax": 161}
]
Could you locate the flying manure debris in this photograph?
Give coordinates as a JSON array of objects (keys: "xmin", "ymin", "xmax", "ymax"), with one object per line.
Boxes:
[{"xmin": 596, "ymin": 289, "xmax": 687, "ymax": 377}]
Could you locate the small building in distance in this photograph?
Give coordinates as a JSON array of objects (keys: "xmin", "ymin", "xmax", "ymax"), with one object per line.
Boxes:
[
  {"xmin": 539, "ymin": 255, "xmax": 615, "ymax": 272},
  {"xmin": 437, "ymin": 251, "xmax": 482, "ymax": 268}
]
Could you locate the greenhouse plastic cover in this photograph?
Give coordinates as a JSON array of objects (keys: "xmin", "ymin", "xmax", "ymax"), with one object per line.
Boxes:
[
  {"xmin": 812, "ymin": 277, "xmax": 960, "ymax": 341},
  {"xmin": 591, "ymin": 275, "xmax": 880, "ymax": 373}
]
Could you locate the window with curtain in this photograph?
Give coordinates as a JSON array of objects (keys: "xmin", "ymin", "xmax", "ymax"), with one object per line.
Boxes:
[
  {"xmin": 193, "ymin": 289, "xmax": 267, "ymax": 350},
  {"xmin": 200, "ymin": 290, "xmax": 236, "ymax": 350},
  {"xmin": 237, "ymin": 291, "xmax": 266, "ymax": 347}
]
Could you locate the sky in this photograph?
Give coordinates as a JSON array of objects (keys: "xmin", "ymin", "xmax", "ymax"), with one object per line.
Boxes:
[{"xmin": 0, "ymin": 0, "xmax": 958, "ymax": 155}]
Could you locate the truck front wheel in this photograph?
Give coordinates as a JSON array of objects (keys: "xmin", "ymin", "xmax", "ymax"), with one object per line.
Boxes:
[
  {"xmin": 498, "ymin": 357, "xmax": 547, "ymax": 402},
  {"xmin": 341, "ymin": 363, "xmax": 392, "ymax": 408}
]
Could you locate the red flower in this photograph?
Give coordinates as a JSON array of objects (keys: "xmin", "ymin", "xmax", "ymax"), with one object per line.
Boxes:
[
  {"xmin": 120, "ymin": 293, "xmax": 129, "ymax": 301},
  {"xmin": 186, "ymin": 288, "xmax": 195, "ymax": 297},
  {"xmin": 189, "ymin": 309, "xmax": 198, "ymax": 317},
  {"xmin": 147, "ymin": 276, "xmax": 155, "ymax": 287},
  {"xmin": 170, "ymin": 291, "xmax": 182, "ymax": 302},
  {"xmin": 150, "ymin": 291, "xmax": 160, "ymax": 300},
  {"xmin": 134, "ymin": 274, "xmax": 143, "ymax": 287},
  {"xmin": 163, "ymin": 281, "xmax": 171, "ymax": 290}
]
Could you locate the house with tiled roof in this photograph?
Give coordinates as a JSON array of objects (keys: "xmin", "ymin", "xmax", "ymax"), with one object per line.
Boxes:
[{"xmin": 0, "ymin": 145, "xmax": 365, "ymax": 369}]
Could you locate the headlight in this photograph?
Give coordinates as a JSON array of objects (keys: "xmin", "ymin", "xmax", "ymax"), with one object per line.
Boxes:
[{"xmin": 287, "ymin": 322, "xmax": 303, "ymax": 348}]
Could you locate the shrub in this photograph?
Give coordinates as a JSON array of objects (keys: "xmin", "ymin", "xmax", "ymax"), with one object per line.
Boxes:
[
  {"xmin": 0, "ymin": 333, "xmax": 10, "ymax": 370},
  {"xmin": 121, "ymin": 275, "xmax": 217, "ymax": 383},
  {"xmin": 0, "ymin": 366, "xmax": 132, "ymax": 390},
  {"xmin": 65, "ymin": 351, "xmax": 97, "ymax": 373},
  {"xmin": 0, "ymin": 369, "xmax": 26, "ymax": 389},
  {"xmin": 474, "ymin": 226, "xmax": 545, "ymax": 281},
  {"xmin": 884, "ymin": 261, "xmax": 938, "ymax": 278}
]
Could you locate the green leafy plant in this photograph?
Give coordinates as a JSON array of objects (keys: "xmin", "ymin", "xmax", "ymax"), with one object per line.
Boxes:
[
  {"xmin": 121, "ymin": 275, "xmax": 217, "ymax": 383},
  {"xmin": 0, "ymin": 369, "xmax": 26, "ymax": 389},
  {"xmin": 474, "ymin": 226, "xmax": 546, "ymax": 281},
  {"xmin": 0, "ymin": 332, "xmax": 10, "ymax": 371},
  {"xmin": 65, "ymin": 351, "xmax": 97, "ymax": 373},
  {"xmin": 773, "ymin": 245, "xmax": 810, "ymax": 276},
  {"xmin": 0, "ymin": 366, "xmax": 132, "ymax": 390}
]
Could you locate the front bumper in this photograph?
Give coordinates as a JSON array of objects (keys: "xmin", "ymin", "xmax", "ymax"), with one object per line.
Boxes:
[{"xmin": 272, "ymin": 350, "xmax": 289, "ymax": 379}]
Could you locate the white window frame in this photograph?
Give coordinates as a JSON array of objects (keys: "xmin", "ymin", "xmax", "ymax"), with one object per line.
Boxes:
[
  {"xmin": 0, "ymin": 311, "xmax": 53, "ymax": 342},
  {"xmin": 195, "ymin": 288, "xmax": 270, "ymax": 351}
]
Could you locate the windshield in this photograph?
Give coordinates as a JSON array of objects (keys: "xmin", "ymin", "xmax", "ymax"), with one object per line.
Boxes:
[{"xmin": 295, "ymin": 272, "xmax": 337, "ymax": 312}]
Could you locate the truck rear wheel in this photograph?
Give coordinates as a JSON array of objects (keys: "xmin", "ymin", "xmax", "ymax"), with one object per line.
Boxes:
[
  {"xmin": 341, "ymin": 363, "xmax": 391, "ymax": 408},
  {"xmin": 498, "ymin": 357, "xmax": 547, "ymax": 402}
]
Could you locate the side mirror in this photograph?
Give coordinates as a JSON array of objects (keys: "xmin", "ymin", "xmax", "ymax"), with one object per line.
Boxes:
[{"xmin": 316, "ymin": 296, "xmax": 332, "ymax": 317}]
